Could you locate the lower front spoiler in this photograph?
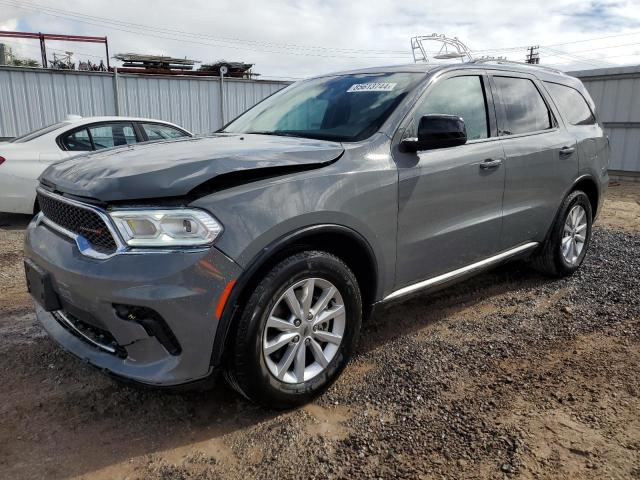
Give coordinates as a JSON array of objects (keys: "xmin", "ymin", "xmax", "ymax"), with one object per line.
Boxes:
[{"xmin": 37, "ymin": 305, "xmax": 219, "ymax": 388}]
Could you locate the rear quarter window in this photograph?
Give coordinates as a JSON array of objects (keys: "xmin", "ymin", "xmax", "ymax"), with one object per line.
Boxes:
[
  {"xmin": 10, "ymin": 122, "xmax": 70, "ymax": 143},
  {"xmin": 544, "ymin": 82, "xmax": 596, "ymax": 126}
]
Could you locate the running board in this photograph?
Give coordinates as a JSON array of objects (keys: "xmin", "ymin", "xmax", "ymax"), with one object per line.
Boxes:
[{"xmin": 383, "ymin": 242, "xmax": 539, "ymax": 302}]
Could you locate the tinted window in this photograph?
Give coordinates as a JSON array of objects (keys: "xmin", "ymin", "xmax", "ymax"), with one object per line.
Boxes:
[
  {"xmin": 544, "ymin": 82, "xmax": 596, "ymax": 126},
  {"xmin": 89, "ymin": 123, "xmax": 137, "ymax": 149},
  {"xmin": 411, "ymin": 76, "xmax": 489, "ymax": 140},
  {"xmin": 11, "ymin": 122, "xmax": 69, "ymax": 143},
  {"xmin": 223, "ymin": 72, "xmax": 423, "ymax": 142},
  {"xmin": 494, "ymin": 77, "xmax": 553, "ymax": 135},
  {"xmin": 142, "ymin": 123, "xmax": 189, "ymax": 140},
  {"xmin": 61, "ymin": 128, "xmax": 92, "ymax": 151},
  {"xmin": 275, "ymin": 98, "xmax": 329, "ymax": 131}
]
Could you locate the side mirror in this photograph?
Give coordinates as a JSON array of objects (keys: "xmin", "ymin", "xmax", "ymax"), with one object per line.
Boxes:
[{"xmin": 401, "ymin": 114, "xmax": 467, "ymax": 152}]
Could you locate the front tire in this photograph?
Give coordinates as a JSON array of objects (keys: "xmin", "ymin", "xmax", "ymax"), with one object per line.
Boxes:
[
  {"xmin": 225, "ymin": 251, "xmax": 362, "ymax": 409},
  {"xmin": 533, "ymin": 190, "xmax": 593, "ymax": 277}
]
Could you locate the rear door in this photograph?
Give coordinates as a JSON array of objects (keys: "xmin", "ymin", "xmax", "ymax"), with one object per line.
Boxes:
[
  {"xmin": 542, "ymin": 81, "xmax": 608, "ymax": 181},
  {"xmin": 490, "ymin": 73, "xmax": 578, "ymax": 249},
  {"xmin": 393, "ymin": 70, "xmax": 506, "ymax": 288},
  {"xmin": 59, "ymin": 122, "xmax": 140, "ymax": 152},
  {"xmin": 88, "ymin": 122, "xmax": 139, "ymax": 149}
]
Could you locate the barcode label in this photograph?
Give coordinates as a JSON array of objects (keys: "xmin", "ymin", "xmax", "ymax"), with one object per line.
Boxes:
[{"xmin": 347, "ymin": 83, "xmax": 397, "ymax": 93}]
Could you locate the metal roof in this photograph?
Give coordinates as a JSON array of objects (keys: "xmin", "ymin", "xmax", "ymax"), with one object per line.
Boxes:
[{"xmin": 569, "ymin": 64, "xmax": 640, "ymax": 80}]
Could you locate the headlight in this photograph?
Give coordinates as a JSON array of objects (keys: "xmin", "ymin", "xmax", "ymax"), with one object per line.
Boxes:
[{"xmin": 110, "ymin": 209, "xmax": 222, "ymax": 247}]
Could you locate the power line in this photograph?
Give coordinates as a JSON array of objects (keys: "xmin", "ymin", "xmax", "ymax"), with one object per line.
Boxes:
[
  {"xmin": 547, "ymin": 41, "xmax": 640, "ymax": 56},
  {"xmin": 474, "ymin": 29, "xmax": 640, "ymax": 54},
  {"xmin": 3, "ymin": 0, "xmax": 640, "ymax": 69},
  {"xmin": 542, "ymin": 46, "xmax": 618, "ymax": 67},
  {"xmin": 545, "ymin": 50, "xmax": 640, "ymax": 70},
  {"xmin": 0, "ymin": 0, "xmax": 413, "ymax": 58}
]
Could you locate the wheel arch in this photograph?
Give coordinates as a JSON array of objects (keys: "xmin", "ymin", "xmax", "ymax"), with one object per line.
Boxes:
[
  {"xmin": 542, "ymin": 174, "xmax": 600, "ymax": 247},
  {"xmin": 571, "ymin": 174, "xmax": 600, "ymax": 219},
  {"xmin": 210, "ymin": 224, "xmax": 379, "ymax": 366}
]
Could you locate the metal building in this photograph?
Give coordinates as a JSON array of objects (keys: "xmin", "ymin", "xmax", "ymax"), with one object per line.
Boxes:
[
  {"xmin": 0, "ymin": 66, "xmax": 290, "ymax": 139},
  {"xmin": 571, "ymin": 65, "xmax": 640, "ymax": 178}
]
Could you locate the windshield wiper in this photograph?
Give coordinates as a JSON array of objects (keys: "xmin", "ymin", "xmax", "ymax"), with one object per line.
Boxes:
[
  {"xmin": 245, "ymin": 130, "xmax": 306, "ymax": 138},
  {"xmin": 245, "ymin": 131, "xmax": 341, "ymax": 142}
]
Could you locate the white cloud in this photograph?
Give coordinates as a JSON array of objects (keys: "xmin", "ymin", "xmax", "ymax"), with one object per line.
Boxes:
[{"xmin": 1, "ymin": 0, "xmax": 639, "ymax": 77}]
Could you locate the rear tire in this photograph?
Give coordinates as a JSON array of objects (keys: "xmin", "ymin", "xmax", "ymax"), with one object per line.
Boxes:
[
  {"xmin": 533, "ymin": 190, "xmax": 592, "ymax": 277},
  {"xmin": 224, "ymin": 250, "xmax": 362, "ymax": 409}
]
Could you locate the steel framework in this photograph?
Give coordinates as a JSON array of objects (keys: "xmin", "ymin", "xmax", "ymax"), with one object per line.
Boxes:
[{"xmin": 0, "ymin": 30, "xmax": 109, "ymax": 69}]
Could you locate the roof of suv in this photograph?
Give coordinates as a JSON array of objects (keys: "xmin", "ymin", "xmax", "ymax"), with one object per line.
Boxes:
[{"xmin": 321, "ymin": 61, "xmax": 579, "ymax": 87}]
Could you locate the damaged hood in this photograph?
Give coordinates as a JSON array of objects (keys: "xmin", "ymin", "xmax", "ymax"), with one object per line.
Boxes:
[{"xmin": 40, "ymin": 134, "xmax": 344, "ymax": 202}]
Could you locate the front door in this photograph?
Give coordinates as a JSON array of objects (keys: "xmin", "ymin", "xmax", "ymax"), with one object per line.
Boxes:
[{"xmin": 393, "ymin": 72, "xmax": 506, "ymax": 289}]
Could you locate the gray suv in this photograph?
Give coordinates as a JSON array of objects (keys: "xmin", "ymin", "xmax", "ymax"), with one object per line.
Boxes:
[{"xmin": 24, "ymin": 62, "xmax": 609, "ymax": 409}]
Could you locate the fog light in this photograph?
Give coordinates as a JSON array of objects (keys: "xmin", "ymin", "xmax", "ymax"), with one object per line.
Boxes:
[{"xmin": 113, "ymin": 304, "xmax": 182, "ymax": 356}]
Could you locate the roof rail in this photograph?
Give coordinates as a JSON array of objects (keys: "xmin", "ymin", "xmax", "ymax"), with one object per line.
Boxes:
[{"xmin": 469, "ymin": 57, "xmax": 565, "ymax": 75}]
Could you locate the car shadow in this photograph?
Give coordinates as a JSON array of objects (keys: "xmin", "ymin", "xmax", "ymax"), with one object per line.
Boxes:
[
  {"xmin": 0, "ymin": 212, "xmax": 33, "ymax": 231},
  {"xmin": 8, "ymin": 259, "xmax": 557, "ymax": 479},
  {"xmin": 357, "ymin": 260, "xmax": 554, "ymax": 355}
]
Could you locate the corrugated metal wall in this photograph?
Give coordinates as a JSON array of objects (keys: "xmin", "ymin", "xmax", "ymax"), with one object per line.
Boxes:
[
  {"xmin": 572, "ymin": 65, "xmax": 640, "ymax": 174},
  {"xmin": 0, "ymin": 66, "xmax": 290, "ymax": 138}
]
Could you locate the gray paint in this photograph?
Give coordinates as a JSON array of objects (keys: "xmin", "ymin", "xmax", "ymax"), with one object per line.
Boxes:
[
  {"xmin": 24, "ymin": 62, "xmax": 609, "ymax": 386},
  {"xmin": 571, "ymin": 65, "xmax": 640, "ymax": 173},
  {"xmin": 0, "ymin": 66, "xmax": 289, "ymax": 138},
  {"xmin": 25, "ymin": 217, "xmax": 241, "ymax": 385},
  {"xmin": 391, "ymin": 68, "xmax": 505, "ymax": 286},
  {"xmin": 41, "ymin": 134, "xmax": 344, "ymax": 201}
]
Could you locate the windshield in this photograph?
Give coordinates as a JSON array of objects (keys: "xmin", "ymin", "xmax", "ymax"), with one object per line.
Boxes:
[
  {"xmin": 223, "ymin": 72, "xmax": 422, "ymax": 142},
  {"xmin": 10, "ymin": 122, "xmax": 70, "ymax": 143}
]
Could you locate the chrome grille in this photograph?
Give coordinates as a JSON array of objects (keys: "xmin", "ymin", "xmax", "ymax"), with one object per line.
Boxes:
[{"xmin": 37, "ymin": 191, "xmax": 118, "ymax": 254}]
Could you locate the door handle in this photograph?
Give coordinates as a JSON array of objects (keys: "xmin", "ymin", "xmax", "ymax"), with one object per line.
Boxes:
[
  {"xmin": 479, "ymin": 158, "xmax": 503, "ymax": 169},
  {"xmin": 559, "ymin": 146, "xmax": 575, "ymax": 156}
]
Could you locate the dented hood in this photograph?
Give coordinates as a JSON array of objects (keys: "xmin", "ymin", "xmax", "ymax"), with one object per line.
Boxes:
[{"xmin": 40, "ymin": 134, "xmax": 344, "ymax": 202}]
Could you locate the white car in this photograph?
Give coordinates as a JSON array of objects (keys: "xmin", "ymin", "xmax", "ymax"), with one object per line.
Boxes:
[{"xmin": 0, "ymin": 116, "xmax": 192, "ymax": 214}]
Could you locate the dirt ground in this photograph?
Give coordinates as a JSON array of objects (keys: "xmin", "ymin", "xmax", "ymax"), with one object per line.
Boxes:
[{"xmin": 0, "ymin": 182, "xmax": 638, "ymax": 480}]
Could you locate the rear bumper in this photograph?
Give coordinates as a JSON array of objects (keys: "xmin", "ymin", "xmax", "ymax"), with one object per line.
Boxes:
[
  {"xmin": 0, "ymin": 173, "xmax": 37, "ymax": 214},
  {"xmin": 25, "ymin": 217, "xmax": 242, "ymax": 386}
]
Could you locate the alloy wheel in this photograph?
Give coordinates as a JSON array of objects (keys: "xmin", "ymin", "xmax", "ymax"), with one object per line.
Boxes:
[
  {"xmin": 561, "ymin": 204, "xmax": 588, "ymax": 265},
  {"xmin": 262, "ymin": 277, "xmax": 346, "ymax": 384}
]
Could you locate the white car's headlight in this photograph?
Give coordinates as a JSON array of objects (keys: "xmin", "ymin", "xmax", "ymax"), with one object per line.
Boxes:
[{"xmin": 110, "ymin": 209, "xmax": 222, "ymax": 247}]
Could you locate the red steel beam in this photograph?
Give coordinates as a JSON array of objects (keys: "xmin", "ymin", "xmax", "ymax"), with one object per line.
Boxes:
[{"xmin": 0, "ymin": 30, "xmax": 107, "ymax": 43}]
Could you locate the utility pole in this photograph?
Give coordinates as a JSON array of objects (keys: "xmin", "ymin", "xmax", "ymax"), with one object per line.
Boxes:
[{"xmin": 526, "ymin": 46, "xmax": 540, "ymax": 64}]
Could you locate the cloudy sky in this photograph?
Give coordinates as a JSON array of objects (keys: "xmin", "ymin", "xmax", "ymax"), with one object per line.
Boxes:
[{"xmin": 1, "ymin": 0, "xmax": 640, "ymax": 79}]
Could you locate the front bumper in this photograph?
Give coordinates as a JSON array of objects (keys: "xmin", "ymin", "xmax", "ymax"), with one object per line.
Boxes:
[{"xmin": 25, "ymin": 216, "xmax": 242, "ymax": 386}]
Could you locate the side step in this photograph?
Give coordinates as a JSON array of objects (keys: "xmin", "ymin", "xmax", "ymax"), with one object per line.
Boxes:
[{"xmin": 383, "ymin": 242, "xmax": 539, "ymax": 302}]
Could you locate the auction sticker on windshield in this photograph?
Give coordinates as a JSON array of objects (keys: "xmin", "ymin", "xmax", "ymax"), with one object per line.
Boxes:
[{"xmin": 347, "ymin": 83, "xmax": 397, "ymax": 92}]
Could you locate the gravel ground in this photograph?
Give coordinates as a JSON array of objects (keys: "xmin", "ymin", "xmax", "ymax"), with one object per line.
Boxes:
[{"xmin": 0, "ymin": 183, "xmax": 638, "ymax": 479}]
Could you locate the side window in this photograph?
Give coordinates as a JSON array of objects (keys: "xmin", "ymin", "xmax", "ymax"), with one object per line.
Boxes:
[
  {"xmin": 61, "ymin": 128, "xmax": 92, "ymax": 151},
  {"xmin": 411, "ymin": 76, "xmax": 489, "ymax": 140},
  {"xmin": 89, "ymin": 123, "xmax": 138, "ymax": 150},
  {"xmin": 493, "ymin": 77, "xmax": 553, "ymax": 135},
  {"xmin": 142, "ymin": 123, "xmax": 189, "ymax": 141},
  {"xmin": 544, "ymin": 82, "xmax": 596, "ymax": 126}
]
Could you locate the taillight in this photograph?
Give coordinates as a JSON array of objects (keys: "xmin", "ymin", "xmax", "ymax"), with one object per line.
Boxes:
[{"xmin": 0, "ymin": 156, "xmax": 5, "ymax": 165}]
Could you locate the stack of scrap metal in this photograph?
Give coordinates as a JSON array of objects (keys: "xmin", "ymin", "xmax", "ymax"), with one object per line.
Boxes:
[{"xmin": 113, "ymin": 53, "xmax": 199, "ymax": 73}]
